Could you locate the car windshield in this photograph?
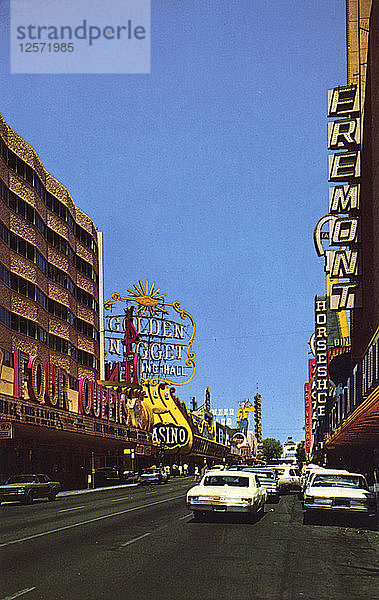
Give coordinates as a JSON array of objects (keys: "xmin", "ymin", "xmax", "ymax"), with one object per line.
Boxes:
[
  {"xmin": 204, "ymin": 475, "xmax": 250, "ymax": 488},
  {"xmin": 312, "ymin": 474, "xmax": 367, "ymax": 489},
  {"xmin": 6, "ymin": 475, "xmax": 36, "ymax": 484}
]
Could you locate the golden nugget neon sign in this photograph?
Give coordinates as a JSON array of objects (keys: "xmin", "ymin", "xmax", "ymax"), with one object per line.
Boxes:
[{"xmin": 104, "ymin": 280, "xmax": 196, "ymax": 386}]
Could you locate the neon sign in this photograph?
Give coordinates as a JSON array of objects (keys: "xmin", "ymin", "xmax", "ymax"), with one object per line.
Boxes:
[
  {"xmin": 104, "ymin": 280, "xmax": 196, "ymax": 386},
  {"xmin": 313, "ymin": 85, "xmax": 361, "ymax": 310}
]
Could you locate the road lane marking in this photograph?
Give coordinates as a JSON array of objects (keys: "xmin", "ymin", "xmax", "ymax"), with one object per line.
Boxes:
[
  {"xmin": 58, "ymin": 506, "xmax": 85, "ymax": 513},
  {"xmin": 120, "ymin": 532, "xmax": 151, "ymax": 547},
  {"xmin": 120, "ymin": 512, "xmax": 191, "ymax": 548},
  {"xmin": 1, "ymin": 588, "xmax": 36, "ymax": 600},
  {"xmin": 0, "ymin": 495, "xmax": 184, "ymax": 548},
  {"xmin": 111, "ymin": 497, "xmax": 131, "ymax": 502}
]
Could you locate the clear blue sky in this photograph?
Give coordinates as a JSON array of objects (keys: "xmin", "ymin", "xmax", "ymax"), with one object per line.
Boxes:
[{"xmin": 0, "ymin": 0, "xmax": 347, "ymax": 442}]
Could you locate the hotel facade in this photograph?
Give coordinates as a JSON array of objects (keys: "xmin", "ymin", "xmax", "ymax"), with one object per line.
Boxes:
[{"xmin": 308, "ymin": 0, "xmax": 379, "ymax": 479}]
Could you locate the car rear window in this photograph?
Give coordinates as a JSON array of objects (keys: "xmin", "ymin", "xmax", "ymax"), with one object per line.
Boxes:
[
  {"xmin": 258, "ymin": 472, "xmax": 275, "ymax": 479},
  {"xmin": 312, "ymin": 475, "xmax": 367, "ymax": 489},
  {"xmin": 243, "ymin": 469, "xmax": 275, "ymax": 477},
  {"xmin": 204, "ymin": 476, "xmax": 250, "ymax": 487}
]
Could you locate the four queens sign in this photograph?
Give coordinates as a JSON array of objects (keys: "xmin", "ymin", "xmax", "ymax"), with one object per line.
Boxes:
[{"xmin": 104, "ymin": 280, "xmax": 196, "ymax": 386}]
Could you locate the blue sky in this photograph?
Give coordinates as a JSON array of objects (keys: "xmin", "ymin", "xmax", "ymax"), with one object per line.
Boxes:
[{"xmin": 0, "ymin": 0, "xmax": 347, "ymax": 442}]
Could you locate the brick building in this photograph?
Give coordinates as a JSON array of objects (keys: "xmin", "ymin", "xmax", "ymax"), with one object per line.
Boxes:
[
  {"xmin": 0, "ymin": 112, "xmax": 101, "ymax": 385},
  {"xmin": 0, "ymin": 113, "xmax": 115, "ymax": 489}
]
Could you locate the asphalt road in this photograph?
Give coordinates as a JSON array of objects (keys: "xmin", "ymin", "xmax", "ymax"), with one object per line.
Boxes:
[{"xmin": 0, "ymin": 478, "xmax": 378, "ymax": 600}]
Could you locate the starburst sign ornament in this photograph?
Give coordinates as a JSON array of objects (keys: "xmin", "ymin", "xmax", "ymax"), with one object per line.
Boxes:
[
  {"xmin": 125, "ymin": 281, "xmax": 169, "ymax": 317},
  {"xmin": 104, "ymin": 280, "xmax": 196, "ymax": 386}
]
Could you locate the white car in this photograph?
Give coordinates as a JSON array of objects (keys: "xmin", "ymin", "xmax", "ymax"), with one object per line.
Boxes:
[
  {"xmin": 273, "ymin": 465, "xmax": 301, "ymax": 493},
  {"xmin": 186, "ymin": 469, "xmax": 267, "ymax": 520},
  {"xmin": 300, "ymin": 465, "xmax": 325, "ymax": 489},
  {"xmin": 303, "ymin": 470, "xmax": 376, "ymax": 522},
  {"xmin": 242, "ymin": 467, "xmax": 280, "ymax": 502},
  {"xmin": 138, "ymin": 467, "xmax": 169, "ymax": 485}
]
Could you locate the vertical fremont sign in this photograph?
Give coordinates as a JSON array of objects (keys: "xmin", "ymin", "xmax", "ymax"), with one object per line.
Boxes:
[{"xmin": 314, "ymin": 84, "xmax": 361, "ymax": 310}]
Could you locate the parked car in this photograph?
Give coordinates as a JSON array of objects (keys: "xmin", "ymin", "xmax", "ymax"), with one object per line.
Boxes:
[
  {"xmin": 186, "ymin": 469, "xmax": 267, "ymax": 520},
  {"xmin": 303, "ymin": 470, "xmax": 376, "ymax": 523},
  {"xmin": 122, "ymin": 470, "xmax": 139, "ymax": 484},
  {"xmin": 272, "ymin": 465, "xmax": 301, "ymax": 493},
  {"xmin": 138, "ymin": 466, "xmax": 169, "ymax": 485},
  {"xmin": 300, "ymin": 465, "xmax": 325, "ymax": 493},
  {"xmin": 94, "ymin": 467, "xmax": 122, "ymax": 487},
  {"xmin": 242, "ymin": 467, "xmax": 280, "ymax": 502},
  {"xmin": 94, "ymin": 467, "xmax": 139, "ymax": 487},
  {"xmin": 0, "ymin": 474, "xmax": 61, "ymax": 504}
]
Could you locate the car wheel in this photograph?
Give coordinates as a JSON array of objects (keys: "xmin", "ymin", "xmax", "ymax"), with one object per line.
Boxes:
[
  {"xmin": 193, "ymin": 511, "xmax": 205, "ymax": 522},
  {"xmin": 248, "ymin": 510, "xmax": 259, "ymax": 523},
  {"xmin": 303, "ymin": 510, "xmax": 315, "ymax": 525}
]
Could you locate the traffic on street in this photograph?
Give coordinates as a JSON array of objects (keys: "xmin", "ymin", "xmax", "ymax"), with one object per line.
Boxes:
[
  {"xmin": 1, "ymin": 3, "xmax": 379, "ymax": 600},
  {"xmin": 1, "ymin": 475, "xmax": 377, "ymax": 600}
]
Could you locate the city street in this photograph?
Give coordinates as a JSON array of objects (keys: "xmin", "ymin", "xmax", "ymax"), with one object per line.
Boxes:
[{"xmin": 0, "ymin": 478, "xmax": 377, "ymax": 600}]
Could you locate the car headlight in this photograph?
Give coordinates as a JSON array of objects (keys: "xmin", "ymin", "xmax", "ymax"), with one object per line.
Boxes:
[
  {"xmin": 18, "ymin": 488, "xmax": 26, "ymax": 493},
  {"xmin": 304, "ymin": 496, "xmax": 314, "ymax": 503}
]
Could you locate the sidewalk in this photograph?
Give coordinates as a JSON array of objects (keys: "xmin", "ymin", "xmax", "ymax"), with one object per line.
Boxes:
[
  {"xmin": 59, "ymin": 482, "xmax": 139, "ymax": 497},
  {"xmin": 59, "ymin": 476, "xmax": 193, "ymax": 497}
]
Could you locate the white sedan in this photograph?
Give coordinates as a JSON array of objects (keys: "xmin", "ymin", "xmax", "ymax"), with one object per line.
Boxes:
[
  {"xmin": 186, "ymin": 469, "xmax": 266, "ymax": 520},
  {"xmin": 303, "ymin": 470, "xmax": 376, "ymax": 523}
]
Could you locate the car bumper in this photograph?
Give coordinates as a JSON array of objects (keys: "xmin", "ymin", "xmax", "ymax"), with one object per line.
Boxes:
[
  {"xmin": 304, "ymin": 502, "xmax": 376, "ymax": 516},
  {"xmin": 279, "ymin": 483, "xmax": 300, "ymax": 492},
  {"xmin": 186, "ymin": 501, "xmax": 258, "ymax": 513}
]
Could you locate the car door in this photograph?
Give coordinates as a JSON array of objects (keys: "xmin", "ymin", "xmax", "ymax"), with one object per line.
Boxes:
[
  {"xmin": 254, "ymin": 475, "xmax": 263, "ymax": 507},
  {"xmin": 37, "ymin": 474, "xmax": 50, "ymax": 498}
]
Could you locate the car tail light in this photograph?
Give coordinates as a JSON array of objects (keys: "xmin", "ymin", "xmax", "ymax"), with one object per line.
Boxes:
[{"xmin": 241, "ymin": 498, "xmax": 252, "ymax": 503}]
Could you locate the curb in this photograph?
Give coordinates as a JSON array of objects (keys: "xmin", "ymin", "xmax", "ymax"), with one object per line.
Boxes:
[
  {"xmin": 58, "ymin": 476, "xmax": 193, "ymax": 497},
  {"xmin": 58, "ymin": 483, "xmax": 139, "ymax": 497}
]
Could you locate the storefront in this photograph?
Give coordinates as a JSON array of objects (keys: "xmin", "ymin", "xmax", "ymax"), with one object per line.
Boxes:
[
  {"xmin": 0, "ymin": 349, "xmax": 232, "ymax": 487},
  {"xmin": 0, "ymin": 349, "xmax": 153, "ymax": 489}
]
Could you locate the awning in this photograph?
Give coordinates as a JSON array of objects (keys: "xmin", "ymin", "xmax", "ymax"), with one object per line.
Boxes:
[{"xmin": 326, "ymin": 386, "xmax": 379, "ymax": 447}]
